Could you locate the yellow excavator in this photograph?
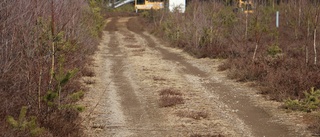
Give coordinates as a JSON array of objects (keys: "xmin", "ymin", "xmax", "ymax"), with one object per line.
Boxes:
[
  {"xmin": 135, "ymin": 0, "xmax": 164, "ymax": 12},
  {"xmin": 112, "ymin": 0, "xmax": 164, "ymax": 12},
  {"xmin": 237, "ymin": 0, "xmax": 254, "ymax": 13}
]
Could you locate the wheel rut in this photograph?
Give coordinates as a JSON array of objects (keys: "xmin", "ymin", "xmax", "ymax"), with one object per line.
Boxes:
[{"xmin": 103, "ymin": 17, "xmax": 169, "ymax": 137}]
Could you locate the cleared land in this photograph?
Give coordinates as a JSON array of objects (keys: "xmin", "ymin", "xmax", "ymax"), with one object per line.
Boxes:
[{"xmin": 80, "ymin": 17, "xmax": 312, "ymax": 137}]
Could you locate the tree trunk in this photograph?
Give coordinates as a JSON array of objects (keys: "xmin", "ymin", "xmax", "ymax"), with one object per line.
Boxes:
[
  {"xmin": 298, "ymin": 0, "xmax": 301, "ymax": 27},
  {"xmin": 306, "ymin": 20, "xmax": 310, "ymax": 65},
  {"xmin": 314, "ymin": 28, "xmax": 317, "ymax": 65},
  {"xmin": 306, "ymin": 45, "xmax": 309, "ymax": 65},
  {"xmin": 50, "ymin": 0, "xmax": 55, "ymax": 87},
  {"xmin": 253, "ymin": 42, "xmax": 258, "ymax": 61},
  {"xmin": 38, "ymin": 69, "xmax": 42, "ymax": 112},
  {"xmin": 314, "ymin": 13, "xmax": 318, "ymax": 65},
  {"xmin": 245, "ymin": 13, "xmax": 248, "ymax": 39}
]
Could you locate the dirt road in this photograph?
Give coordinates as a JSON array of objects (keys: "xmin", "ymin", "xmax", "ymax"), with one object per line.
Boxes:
[{"xmin": 80, "ymin": 17, "xmax": 312, "ymax": 137}]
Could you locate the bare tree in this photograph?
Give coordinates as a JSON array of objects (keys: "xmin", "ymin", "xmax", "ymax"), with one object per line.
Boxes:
[
  {"xmin": 0, "ymin": 0, "xmax": 104, "ymax": 136},
  {"xmin": 313, "ymin": 8, "xmax": 319, "ymax": 65}
]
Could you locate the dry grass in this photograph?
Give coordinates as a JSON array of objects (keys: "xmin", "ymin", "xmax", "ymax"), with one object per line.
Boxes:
[
  {"xmin": 82, "ymin": 67, "xmax": 96, "ymax": 77},
  {"xmin": 190, "ymin": 134, "xmax": 225, "ymax": 137},
  {"xmin": 304, "ymin": 112, "xmax": 320, "ymax": 135},
  {"xmin": 159, "ymin": 95, "xmax": 184, "ymax": 107},
  {"xmin": 153, "ymin": 76, "xmax": 166, "ymax": 81},
  {"xmin": 84, "ymin": 79, "xmax": 95, "ymax": 85},
  {"xmin": 132, "ymin": 49, "xmax": 146, "ymax": 56},
  {"xmin": 159, "ymin": 89, "xmax": 183, "ymax": 96},
  {"xmin": 132, "ymin": 49, "xmax": 146, "ymax": 52},
  {"xmin": 159, "ymin": 89, "xmax": 184, "ymax": 107},
  {"xmin": 176, "ymin": 110, "xmax": 209, "ymax": 120},
  {"xmin": 125, "ymin": 44, "xmax": 141, "ymax": 48},
  {"xmin": 310, "ymin": 118, "xmax": 320, "ymax": 135},
  {"xmin": 124, "ymin": 37, "xmax": 137, "ymax": 43}
]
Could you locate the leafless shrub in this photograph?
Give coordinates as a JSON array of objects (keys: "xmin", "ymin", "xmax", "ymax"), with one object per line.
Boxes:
[
  {"xmin": 150, "ymin": 0, "xmax": 320, "ymax": 99},
  {"xmin": 147, "ymin": 1, "xmax": 320, "ymax": 133},
  {"xmin": 0, "ymin": 0, "xmax": 104, "ymax": 136},
  {"xmin": 82, "ymin": 67, "xmax": 95, "ymax": 77}
]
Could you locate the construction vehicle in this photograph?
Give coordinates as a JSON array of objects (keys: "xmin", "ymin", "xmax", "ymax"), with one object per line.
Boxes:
[
  {"xmin": 234, "ymin": 0, "xmax": 254, "ymax": 14},
  {"xmin": 135, "ymin": 0, "xmax": 164, "ymax": 12},
  {"xmin": 111, "ymin": 0, "xmax": 164, "ymax": 12},
  {"xmin": 112, "ymin": 0, "xmax": 185, "ymax": 13},
  {"xmin": 231, "ymin": 0, "xmax": 253, "ymax": 14},
  {"xmin": 113, "ymin": 0, "xmax": 135, "ymax": 8}
]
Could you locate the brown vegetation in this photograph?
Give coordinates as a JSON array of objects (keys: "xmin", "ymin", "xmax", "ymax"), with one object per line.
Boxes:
[
  {"xmin": 176, "ymin": 110, "xmax": 209, "ymax": 120},
  {"xmin": 305, "ymin": 113, "xmax": 320, "ymax": 134},
  {"xmin": 0, "ymin": 0, "xmax": 104, "ymax": 136},
  {"xmin": 190, "ymin": 134, "xmax": 225, "ymax": 137},
  {"xmin": 146, "ymin": 0, "xmax": 320, "ymax": 133},
  {"xmin": 159, "ymin": 88, "xmax": 183, "ymax": 96},
  {"xmin": 159, "ymin": 89, "xmax": 184, "ymax": 107},
  {"xmin": 82, "ymin": 67, "xmax": 96, "ymax": 77}
]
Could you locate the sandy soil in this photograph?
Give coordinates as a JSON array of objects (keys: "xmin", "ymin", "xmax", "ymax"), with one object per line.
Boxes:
[{"xmin": 80, "ymin": 17, "xmax": 313, "ymax": 137}]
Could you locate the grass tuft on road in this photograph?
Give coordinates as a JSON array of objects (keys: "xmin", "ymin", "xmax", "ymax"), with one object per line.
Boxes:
[{"xmin": 159, "ymin": 89, "xmax": 184, "ymax": 107}]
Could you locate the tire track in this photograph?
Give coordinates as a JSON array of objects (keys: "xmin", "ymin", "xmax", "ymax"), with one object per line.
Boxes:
[{"xmin": 103, "ymin": 17, "xmax": 169, "ymax": 137}]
